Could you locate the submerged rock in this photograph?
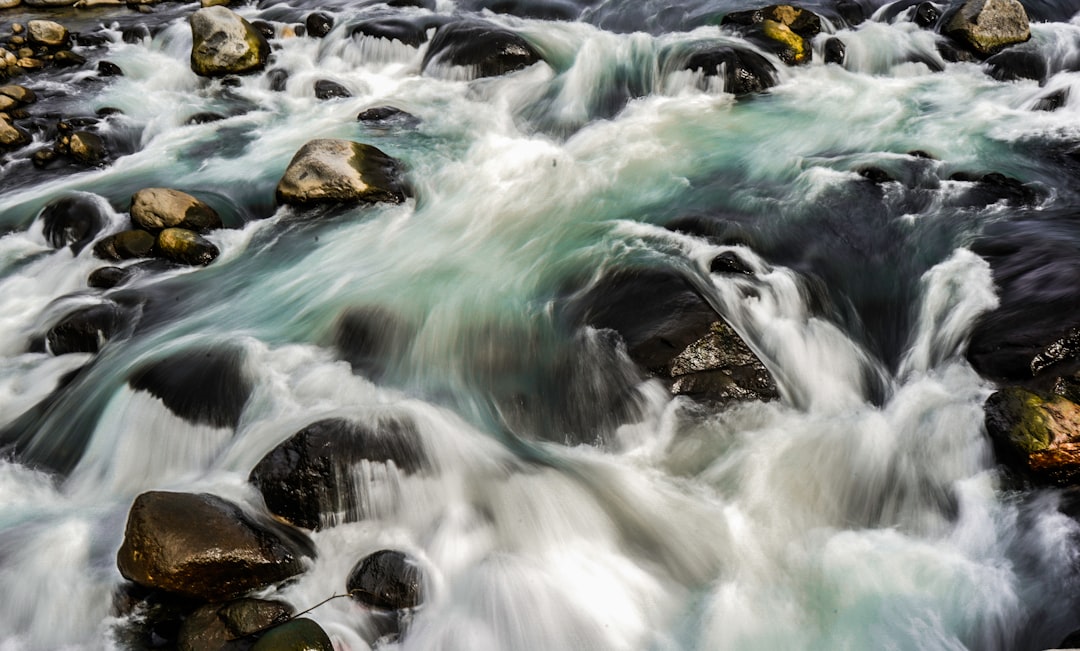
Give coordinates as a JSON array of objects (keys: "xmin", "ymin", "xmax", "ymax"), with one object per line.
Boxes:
[
  {"xmin": 250, "ymin": 618, "xmax": 333, "ymax": 651},
  {"xmin": 305, "ymin": 12, "xmax": 334, "ymax": 38},
  {"xmin": 128, "ymin": 344, "xmax": 251, "ymax": 429},
  {"xmin": 93, "ymin": 229, "xmax": 156, "ymax": 261},
  {"xmin": 275, "ymin": 139, "xmax": 409, "ymax": 207},
  {"xmin": 682, "ymin": 45, "xmax": 778, "ymax": 96},
  {"xmin": 944, "ymin": 0, "xmax": 1030, "ymax": 57},
  {"xmin": 116, "ymin": 491, "xmax": 314, "ymax": 602},
  {"xmin": 46, "ymin": 302, "xmax": 125, "ymax": 354},
  {"xmin": 333, "ymin": 305, "xmax": 415, "ymax": 377},
  {"xmin": 346, "ymin": 550, "xmax": 424, "ymax": 610},
  {"xmin": 190, "ymin": 6, "xmax": 270, "ymax": 77},
  {"xmin": 357, "ymin": 106, "xmax": 420, "ymax": 127},
  {"xmin": 985, "ymin": 386, "xmax": 1080, "ymax": 485},
  {"xmin": 313, "ymin": 79, "xmax": 351, "ymax": 100},
  {"xmin": 421, "ymin": 21, "xmax": 542, "ymax": 79},
  {"xmin": 824, "ymin": 37, "xmax": 846, "ymax": 65},
  {"xmin": 131, "ymin": 188, "xmax": 222, "ymax": 233},
  {"xmin": 155, "ymin": 228, "xmax": 220, "ymax": 266},
  {"xmin": 249, "ymin": 416, "xmax": 427, "ymax": 530},
  {"xmin": 351, "ymin": 18, "xmax": 433, "ymax": 48},
  {"xmin": 177, "ymin": 598, "xmax": 293, "ymax": 651},
  {"xmin": 36, "ymin": 194, "xmax": 109, "ymax": 254}
]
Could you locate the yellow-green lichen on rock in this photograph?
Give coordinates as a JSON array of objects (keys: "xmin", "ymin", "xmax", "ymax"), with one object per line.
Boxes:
[
  {"xmin": 761, "ymin": 19, "xmax": 809, "ymax": 65},
  {"xmin": 985, "ymin": 386, "xmax": 1080, "ymax": 484},
  {"xmin": 190, "ymin": 6, "xmax": 270, "ymax": 77}
]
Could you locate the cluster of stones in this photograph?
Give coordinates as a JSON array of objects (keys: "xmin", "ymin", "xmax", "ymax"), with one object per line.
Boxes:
[
  {"xmin": 0, "ymin": 83, "xmax": 34, "ymax": 153},
  {"xmin": 0, "ymin": 20, "xmax": 84, "ymax": 78}
]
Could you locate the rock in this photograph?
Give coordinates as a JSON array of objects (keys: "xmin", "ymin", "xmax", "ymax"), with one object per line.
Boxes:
[
  {"xmin": 949, "ymin": 171, "xmax": 1038, "ymax": 208},
  {"xmin": 97, "ymin": 61, "xmax": 123, "ymax": 76},
  {"xmin": 710, "ymin": 251, "xmax": 754, "ymax": 275},
  {"xmin": 249, "ymin": 417, "xmax": 427, "ymax": 530},
  {"xmin": 46, "ymin": 303, "xmax": 124, "ymax": 354},
  {"xmin": 94, "ymin": 230, "xmax": 156, "ymax": 261},
  {"xmin": 0, "ymin": 115, "xmax": 30, "ymax": 151},
  {"xmin": 985, "ymin": 48, "xmax": 1045, "ymax": 82},
  {"xmin": 190, "ymin": 6, "xmax": 270, "ymax": 78},
  {"xmin": 760, "ymin": 19, "xmax": 810, "ymax": 65},
  {"xmin": 835, "ymin": 0, "xmax": 865, "ymax": 25},
  {"xmin": 333, "ymin": 306, "xmax": 414, "ymax": 377},
  {"xmin": 0, "ymin": 0, "xmax": 21, "ymax": 7},
  {"xmin": 128, "ymin": 343, "xmax": 251, "ymax": 428},
  {"xmin": 177, "ymin": 598, "xmax": 293, "ymax": 651},
  {"xmin": 249, "ymin": 20, "xmax": 275, "ymax": 41},
  {"xmin": 155, "ymin": 228, "xmax": 220, "ymax": 266},
  {"xmin": 944, "ymin": 0, "xmax": 1030, "ymax": 57},
  {"xmin": 721, "ymin": 4, "xmax": 821, "ymax": 65},
  {"xmin": 913, "ymin": 2, "xmax": 940, "ymax": 28},
  {"xmin": 682, "ymin": 45, "xmax": 778, "ymax": 96},
  {"xmin": 1031, "ymin": 328, "xmax": 1080, "ymax": 377},
  {"xmin": 1033, "ymin": 88, "xmax": 1069, "ymax": 112},
  {"xmin": 250, "ymin": 618, "xmax": 332, "ymax": 651},
  {"xmin": 421, "ymin": 21, "xmax": 542, "ymax": 79},
  {"xmin": 313, "ymin": 79, "xmax": 351, "ymax": 100},
  {"xmin": 357, "ymin": 106, "xmax": 419, "ymax": 127},
  {"xmin": 69, "ymin": 131, "xmax": 106, "ymax": 165},
  {"xmin": 0, "ymin": 95, "xmax": 17, "ymax": 111},
  {"xmin": 669, "ymin": 321, "xmax": 779, "ymax": 404},
  {"xmin": 0, "ymin": 84, "xmax": 35, "ymax": 104},
  {"xmin": 36, "ymin": 194, "xmax": 109, "ymax": 254},
  {"xmin": 346, "ymin": 550, "xmax": 423, "ymax": 610},
  {"xmin": 824, "ymin": 37, "xmax": 846, "ymax": 65},
  {"xmin": 200, "ymin": 0, "xmax": 229, "ymax": 6},
  {"xmin": 88, "ymin": 266, "xmax": 128, "ymax": 289},
  {"xmin": 31, "ymin": 148, "xmax": 60, "ymax": 169},
  {"xmin": 131, "ymin": 188, "xmax": 222, "ymax": 233},
  {"xmin": 351, "ymin": 18, "xmax": 431, "ymax": 48},
  {"xmin": 858, "ymin": 166, "xmax": 894, "ymax": 183},
  {"xmin": 305, "ymin": 12, "xmax": 333, "ymax": 38},
  {"xmin": 985, "ymin": 387, "xmax": 1080, "ymax": 485},
  {"xmin": 110, "ymin": 584, "xmax": 203, "ymax": 651},
  {"xmin": 116, "ymin": 491, "xmax": 314, "ymax": 602},
  {"xmin": 267, "ymin": 68, "xmax": 288, "ymax": 92},
  {"xmin": 26, "ymin": 20, "xmax": 69, "ymax": 48},
  {"xmin": 53, "ymin": 50, "xmax": 86, "ymax": 67},
  {"xmin": 275, "ymin": 139, "xmax": 409, "ymax": 207}
]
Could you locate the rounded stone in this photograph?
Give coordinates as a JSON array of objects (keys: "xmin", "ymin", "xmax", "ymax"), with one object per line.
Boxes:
[
  {"xmin": 156, "ymin": 228, "xmax": 220, "ymax": 266},
  {"xmin": 275, "ymin": 139, "xmax": 409, "ymax": 207},
  {"xmin": 346, "ymin": 550, "xmax": 423, "ymax": 610},
  {"xmin": 190, "ymin": 6, "xmax": 270, "ymax": 77},
  {"xmin": 131, "ymin": 188, "xmax": 222, "ymax": 233},
  {"xmin": 26, "ymin": 20, "xmax": 69, "ymax": 48},
  {"xmin": 69, "ymin": 131, "xmax": 106, "ymax": 165},
  {"xmin": 251, "ymin": 618, "xmax": 332, "ymax": 651},
  {"xmin": 93, "ymin": 229, "xmax": 156, "ymax": 261}
]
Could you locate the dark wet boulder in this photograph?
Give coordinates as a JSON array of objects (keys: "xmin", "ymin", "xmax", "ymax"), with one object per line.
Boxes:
[
  {"xmin": 949, "ymin": 171, "xmax": 1038, "ymax": 208},
  {"xmin": 250, "ymin": 618, "xmax": 333, "ymax": 651},
  {"xmin": 190, "ymin": 6, "xmax": 271, "ymax": 77},
  {"xmin": 669, "ymin": 321, "xmax": 778, "ymax": 404},
  {"xmin": 177, "ymin": 598, "xmax": 293, "ymax": 651},
  {"xmin": 250, "ymin": 20, "xmax": 276, "ymax": 41},
  {"xmin": 305, "ymin": 12, "xmax": 334, "ymax": 38},
  {"xmin": 267, "ymin": 68, "xmax": 289, "ymax": 92},
  {"xmin": 913, "ymin": 2, "xmax": 941, "ymax": 27},
  {"xmin": 1033, "ymin": 88, "xmax": 1069, "ymax": 112},
  {"xmin": 985, "ymin": 386, "xmax": 1080, "ymax": 485},
  {"xmin": 682, "ymin": 45, "xmax": 778, "ymax": 96},
  {"xmin": 313, "ymin": 79, "xmax": 351, "ymax": 100},
  {"xmin": 346, "ymin": 550, "xmax": 423, "ymax": 610},
  {"xmin": 275, "ymin": 139, "xmax": 409, "ymax": 207},
  {"xmin": 858, "ymin": 166, "xmax": 894, "ymax": 184},
  {"xmin": 53, "ymin": 50, "xmax": 86, "ymax": 67},
  {"xmin": 88, "ymin": 266, "xmax": 128, "ymax": 289},
  {"xmin": 351, "ymin": 18, "xmax": 430, "ymax": 48},
  {"xmin": 721, "ymin": 4, "xmax": 821, "ymax": 65},
  {"xmin": 944, "ymin": 0, "xmax": 1030, "ymax": 58},
  {"xmin": 131, "ymin": 188, "xmax": 222, "ymax": 233},
  {"xmin": 46, "ymin": 302, "xmax": 125, "ymax": 354},
  {"xmin": 97, "ymin": 60, "xmax": 123, "ymax": 77},
  {"xmin": 985, "ymin": 48, "xmax": 1045, "ymax": 82},
  {"xmin": 111, "ymin": 584, "xmax": 203, "ymax": 651},
  {"xmin": 824, "ymin": 37, "xmax": 846, "ymax": 65},
  {"xmin": 834, "ymin": 0, "xmax": 866, "ymax": 25},
  {"xmin": 116, "ymin": 491, "xmax": 314, "ymax": 602},
  {"xmin": 334, "ymin": 306, "xmax": 415, "ymax": 377},
  {"xmin": 69, "ymin": 131, "xmax": 106, "ymax": 166},
  {"xmin": 357, "ymin": 106, "xmax": 420, "ymax": 127},
  {"xmin": 155, "ymin": 228, "xmax": 220, "ymax": 266},
  {"xmin": 249, "ymin": 416, "xmax": 427, "ymax": 530},
  {"xmin": 710, "ymin": 251, "xmax": 754, "ymax": 275},
  {"xmin": 36, "ymin": 193, "xmax": 109, "ymax": 254},
  {"xmin": 128, "ymin": 344, "xmax": 251, "ymax": 429},
  {"xmin": 421, "ymin": 21, "xmax": 542, "ymax": 79},
  {"xmin": 94, "ymin": 229, "xmax": 156, "ymax": 261}
]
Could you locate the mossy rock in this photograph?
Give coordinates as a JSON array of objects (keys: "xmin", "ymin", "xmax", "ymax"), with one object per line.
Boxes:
[
  {"xmin": 985, "ymin": 387, "xmax": 1080, "ymax": 485},
  {"xmin": 190, "ymin": 6, "xmax": 270, "ymax": 77},
  {"xmin": 156, "ymin": 228, "xmax": 219, "ymax": 266}
]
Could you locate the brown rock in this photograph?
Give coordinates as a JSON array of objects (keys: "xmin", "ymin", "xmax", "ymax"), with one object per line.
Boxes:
[
  {"xmin": 189, "ymin": 6, "xmax": 270, "ymax": 77},
  {"xmin": 0, "ymin": 115, "xmax": 29, "ymax": 151},
  {"xmin": 275, "ymin": 139, "xmax": 409, "ymax": 207},
  {"xmin": 0, "ymin": 84, "xmax": 36, "ymax": 104},
  {"xmin": 69, "ymin": 131, "xmax": 106, "ymax": 165},
  {"xmin": 155, "ymin": 228, "xmax": 220, "ymax": 266},
  {"xmin": 93, "ymin": 230, "xmax": 156, "ymax": 261},
  {"xmin": 985, "ymin": 386, "xmax": 1080, "ymax": 485},
  {"xmin": 131, "ymin": 188, "xmax": 222, "ymax": 233},
  {"xmin": 26, "ymin": 20, "xmax": 69, "ymax": 48},
  {"xmin": 945, "ymin": 0, "xmax": 1030, "ymax": 57}
]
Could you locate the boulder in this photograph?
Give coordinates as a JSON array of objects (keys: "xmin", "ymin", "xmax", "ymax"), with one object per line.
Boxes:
[
  {"xmin": 720, "ymin": 4, "xmax": 821, "ymax": 65},
  {"xmin": 1033, "ymin": 88, "xmax": 1069, "ymax": 112},
  {"xmin": 93, "ymin": 229, "xmax": 156, "ymax": 261},
  {"xmin": 128, "ymin": 343, "xmax": 251, "ymax": 429},
  {"xmin": 249, "ymin": 417, "xmax": 427, "ymax": 530},
  {"xmin": 346, "ymin": 550, "xmax": 424, "ymax": 610},
  {"xmin": 985, "ymin": 48, "xmax": 1045, "ymax": 82},
  {"xmin": 88, "ymin": 266, "xmax": 128, "ymax": 289},
  {"xmin": 116, "ymin": 491, "xmax": 314, "ymax": 602},
  {"xmin": 985, "ymin": 386, "xmax": 1080, "ymax": 485},
  {"xmin": 0, "ymin": 84, "xmax": 36, "ymax": 104},
  {"xmin": 53, "ymin": 50, "xmax": 86, "ymax": 67},
  {"xmin": 669, "ymin": 321, "xmax": 779, "ymax": 405},
  {"xmin": 250, "ymin": 618, "xmax": 333, "ymax": 651},
  {"xmin": 305, "ymin": 12, "xmax": 334, "ymax": 38},
  {"xmin": 682, "ymin": 45, "xmax": 778, "ymax": 96},
  {"xmin": 357, "ymin": 106, "xmax": 420, "ymax": 127},
  {"xmin": 69, "ymin": 131, "xmax": 106, "ymax": 166},
  {"xmin": 0, "ymin": 115, "xmax": 30, "ymax": 151},
  {"xmin": 824, "ymin": 37, "xmax": 846, "ymax": 65},
  {"xmin": 131, "ymin": 188, "xmax": 222, "ymax": 233},
  {"xmin": 351, "ymin": 18, "xmax": 431, "ymax": 48},
  {"xmin": 944, "ymin": 0, "xmax": 1030, "ymax": 57},
  {"xmin": 177, "ymin": 598, "xmax": 293, "ymax": 651},
  {"xmin": 46, "ymin": 302, "xmax": 124, "ymax": 354},
  {"xmin": 155, "ymin": 228, "xmax": 220, "ymax": 266},
  {"xmin": 36, "ymin": 194, "xmax": 109, "ymax": 254},
  {"xmin": 26, "ymin": 20, "xmax": 69, "ymax": 48},
  {"xmin": 913, "ymin": 2, "xmax": 940, "ymax": 27},
  {"xmin": 275, "ymin": 139, "xmax": 409, "ymax": 207},
  {"xmin": 313, "ymin": 79, "xmax": 351, "ymax": 100},
  {"xmin": 421, "ymin": 21, "xmax": 542, "ymax": 79},
  {"xmin": 190, "ymin": 6, "xmax": 270, "ymax": 78}
]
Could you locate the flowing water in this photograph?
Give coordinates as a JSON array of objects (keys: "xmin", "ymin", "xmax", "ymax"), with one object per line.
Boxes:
[{"xmin": 1, "ymin": 0, "xmax": 1080, "ymax": 649}]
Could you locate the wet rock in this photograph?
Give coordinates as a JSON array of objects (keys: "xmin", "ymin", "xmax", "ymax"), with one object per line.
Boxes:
[
  {"xmin": 710, "ymin": 251, "xmax": 754, "ymax": 275},
  {"xmin": 1032, "ymin": 328, "xmax": 1080, "ymax": 377},
  {"xmin": 69, "ymin": 131, "xmax": 106, "ymax": 166},
  {"xmin": 116, "ymin": 491, "xmax": 314, "ymax": 602},
  {"xmin": 128, "ymin": 344, "xmax": 251, "ymax": 429},
  {"xmin": 985, "ymin": 48, "xmax": 1045, "ymax": 82},
  {"xmin": 0, "ymin": 115, "xmax": 30, "ymax": 151},
  {"xmin": 249, "ymin": 416, "xmax": 427, "ymax": 530},
  {"xmin": 275, "ymin": 139, "xmax": 409, "ymax": 207},
  {"xmin": 250, "ymin": 618, "xmax": 332, "ymax": 651},
  {"xmin": 949, "ymin": 171, "xmax": 1038, "ymax": 208},
  {"xmin": 37, "ymin": 193, "xmax": 109, "ymax": 254},
  {"xmin": 682, "ymin": 45, "xmax": 778, "ymax": 96},
  {"xmin": 824, "ymin": 37, "xmax": 846, "ymax": 65},
  {"xmin": 0, "ymin": 84, "xmax": 35, "ymax": 104},
  {"xmin": 944, "ymin": 0, "xmax": 1030, "ymax": 57},
  {"xmin": 913, "ymin": 2, "xmax": 940, "ymax": 28},
  {"xmin": 94, "ymin": 229, "xmax": 156, "ymax": 261},
  {"xmin": 111, "ymin": 584, "xmax": 203, "ymax": 651},
  {"xmin": 200, "ymin": 0, "xmax": 231, "ymax": 7},
  {"xmin": 53, "ymin": 50, "xmax": 86, "ymax": 67},
  {"xmin": 177, "ymin": 598, "xmax": 293, "ymax": 651},
  {"xmin": 305, "ymin": 12, "xmax": 334, "ymax": 38},
  {"xmin": 985, "ymin": 387, "xmax": 1080, "ymax": 485},
  {"xmin": 351, "ymin": 19, "xmax": 430, "ymax": 48},
  {"xmin": 26, "ymin": 20, "xmax": 69, "ymax": 48},
  {"xmin": 858, "ymin": 166, "xmax": 894, "ymax": 183},
  {"xmin": 156, "ymin": 228, "xmax": 220, "ymax": 266},
  {"xmin": 835, "ymin": 0, "xmax": 865, "ymax": 25},
  {"xmin": 186, "ymin": 112, "xmax": 226, "ymax": 125},
  {"xmin": 346, "ymin": 550, "xmax": 423, "ymax": 610},
  {"xmin": 250, "ymin": 20, "xmax": 275, "ymax": 41},
  {"xmin": 1033, "ymin": 88, "xmax": 1069, "ymax": 112},
  {"xmin": 88, "ymin": 266, "xmax": 128, "ymax": 289},
  {"xmin": 190, "ymin": 6, "xmax": 270, "ymax": 78},
  {"xmin": 31, "ymin": 147, "xmax": 59, "ymax": 168},
  {"xmin": 122, "ymin": 25, "xmax": 151, "ymax": 44},
  {"xmin": 97, "ymin": 61, "xmax": 123, "ymax": 76},
  {"xmin": 267, "ymin": 68, "xmax": 288, "ymax": 92},
  {"xmin": 357, "ymin": 106, "xmax": 419, "ymax": 127},
  {"xmin": 669, "ymin": 321, "xmax": 779, "ymax": 404},
  {"xmin": 421, "ymin": 21, "xmax": 542, "ymax": 79},
  {"xmin": 334, "ymin": 306, "xmax": 414, "ymax": 377},
  {"xmin": 721, "ymin": 4, "xmax": 821, "ymax": 65},
  {"xmin": 131, "ymin": 188, "xmax": 222, "ymax": 233},
  {"xmin": 46, "ymin": 302, "xmax": 124, "ymax": 354},
  {"xmin": 313, "ymin": 79, "xmax": 351, "ymax": 100}
]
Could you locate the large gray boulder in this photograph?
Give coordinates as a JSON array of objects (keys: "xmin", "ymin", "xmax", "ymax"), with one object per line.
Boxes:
[
  {"xmin": 190, "ymin": 6, "xmax": 270, "ymax": 77},
  {"xmin": 116, "ymin": 491, "xmax": 314, "ymax": 602},
  {"xmin": 945, "ymin": 0, "xmax": 1030, "ymax": 57},
  {"xmin": 131, "ymin": 188, "xmax": 222, "ymax": 233},
  {"xmin": 275, "ymin": 139, "xmax": 409, "ymax": 207}
]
